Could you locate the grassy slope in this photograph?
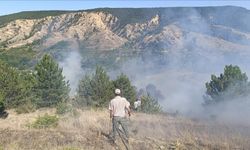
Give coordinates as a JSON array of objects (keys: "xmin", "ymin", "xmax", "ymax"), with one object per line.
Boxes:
[
  {"xmin": 0, "ymin": 44, "xmax": 37, "ymax": 70},
  {"xmin": 0, "ymin": 109, "xmax": 249, "ymax": 150}
]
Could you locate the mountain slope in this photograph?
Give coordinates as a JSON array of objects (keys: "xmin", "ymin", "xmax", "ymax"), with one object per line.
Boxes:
[
  {"xmin": 1, "ymin": 7, "xmax": 250, "ymax": 71},
  {"xmin": 1, "ymin": 7, "xmax": 250, "ymax": 51},
  {"xmin": 0, "ymin": 11, "xmax": 72, "ymax": 27}
]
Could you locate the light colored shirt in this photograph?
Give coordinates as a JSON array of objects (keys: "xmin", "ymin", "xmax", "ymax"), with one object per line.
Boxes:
[
  {"xmin": 134, "ymin": 100, "xmax": 141, "ymax": 109},
  {"xmin": 109, "ymin": 96, "xmax": 130, "ymax": 117}
]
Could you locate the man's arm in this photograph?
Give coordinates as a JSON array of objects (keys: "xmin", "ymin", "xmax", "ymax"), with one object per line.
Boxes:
[
  {"xmin": 110, "ymin": 110, "xmax": 113, "ymax": 118},
  {"xmin": 127, "ymin": 107, "xmax": 131, "ymax": 117},
  {"xmin": 126, "ymin": 101, "xmax": 131, "ymax": 117},
  {"xmin": 109, "ymin": 101, "xmax": 113, "ymax": 118}
]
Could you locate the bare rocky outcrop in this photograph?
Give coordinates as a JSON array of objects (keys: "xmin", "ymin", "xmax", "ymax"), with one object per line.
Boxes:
[{"xmin": 0, "ymin": 12, "xmax": 127, "ymax": 50}]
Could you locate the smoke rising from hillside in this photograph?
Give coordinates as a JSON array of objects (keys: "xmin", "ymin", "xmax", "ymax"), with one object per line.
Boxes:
[
  {"xmin": 57, "ymin": 7, "xmax": 250, "ymax": 125},
  {"xmin": 116, "ymin": 8, "xmax": 250, "ymax": 125},
  {"xmin": 59, "ymin": 51, "xmax": 84, "ymax": 96}
]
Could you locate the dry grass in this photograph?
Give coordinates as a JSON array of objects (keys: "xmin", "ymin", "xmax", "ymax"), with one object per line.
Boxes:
[{"xmin": 0, "ymin": 108, "xmax": 249, "ymax": 150}]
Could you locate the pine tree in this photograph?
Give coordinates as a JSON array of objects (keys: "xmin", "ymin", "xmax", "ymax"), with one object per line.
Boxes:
[
  {"xmin": 14, "ymin": 70, "xmax": 37, "ymax": 113},
  {"xmin": 204, "ymin": 65, "xmax": 249, "ymax": 105},
  {"xmin": 77, "ymin": 66, "xmax": 114, "ymax": 107},
  {"xmin": 91, "ymin": 66, "xmax": 114, "ymax": 107},
  {"xmin": 0, "ymin": 60, "xmax": 36, "ymax": 112},
  {"xmin": 0, "ymin": 60, "xmax": 20, "ymax": 108},
  {"xmin": 113, "ymin": 73, "xmax": 137, "ymax": 105},
  {"xmin": 34, "ymin": 54, "xmax": 69, "ymax": 107},
  {"xmin": 76, "ymin": 75, "xmax": 92, "ymax": 106}
]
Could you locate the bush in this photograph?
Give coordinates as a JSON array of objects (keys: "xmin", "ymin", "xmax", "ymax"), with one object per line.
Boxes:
[
  {"xmin": 31, "ymin": 114, "xmax": 59, "ymax": 129},
  {"xmin": 56, "ymin": 102, "xmax": 72, "ymax": 114}
]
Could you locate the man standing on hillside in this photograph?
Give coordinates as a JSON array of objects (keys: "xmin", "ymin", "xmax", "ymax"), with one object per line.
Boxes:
[{"xmin": 109, "ymin": 88, "xmax": 131, "ymax": 148}]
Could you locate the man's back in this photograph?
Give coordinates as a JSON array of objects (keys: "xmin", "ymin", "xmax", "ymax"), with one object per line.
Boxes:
[{"xmin": 109, "ymin": 96, "xmax": 130, "ymax": 117}]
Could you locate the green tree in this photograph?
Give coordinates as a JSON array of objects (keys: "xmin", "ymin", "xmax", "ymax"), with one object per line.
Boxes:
[
  {"xmin": 14, "ymin": 70, "xmax": 37, "ymax": 113},
  {"xmin": 204, "ymin": 65, "xmax": 249, "ymax": 105},
  {"xmin": 0, "ymin": 60, "xmax": 21, "ymax": 108},
  {"xmin": 76, "ymin": 66, "xmax": 114, "ymax": 107},
  {"xmin": 34, "ymin": 54, "xmax": 69, "ymax": 107},
  {"xmin": 0, "ymin": 61, "xmax": 36, "ymax": 112},
  {"xmin": 140, "ymin": 93, "xmax": 162, "ymax": 114},
  {"xmin": 113, "ymin": 73, "xmax": 137, "ymax": 105},
  {"xmin": 76, "ymin": 75, "xmax": 92, "ymax": 107},
  {"xmin": 91, "ymin": 66, "xmax": 114, "ymax": 107}
]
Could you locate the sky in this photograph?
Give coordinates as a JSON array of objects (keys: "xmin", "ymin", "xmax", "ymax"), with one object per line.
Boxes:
[{"xmin": 0, "ymin": 0, "xmax": 250, "ymax": 16}]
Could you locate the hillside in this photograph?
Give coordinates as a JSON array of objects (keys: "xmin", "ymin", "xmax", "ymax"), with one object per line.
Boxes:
[
  {"xmin": 1, "ymin": 7, "xmax": 250, "ymax": 150},
  {"xmin": 1, "ymin": 6, "xmax": 250, "ymax": 70},
  {"xmin": 0, "ymin": 109, "xmax": 249, "ymax": 150},
  {"xmin": 1, "ymin": 7, "xmax": 250, "ymax": 50}
]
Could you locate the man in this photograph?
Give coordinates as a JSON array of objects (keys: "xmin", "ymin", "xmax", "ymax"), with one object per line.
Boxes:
[
  {"xmin": 134, "ymin": 97, "xmax": 141, "ymax": 111},
  {"xmin": 109, "ymin": 88, "xmax": 131, "ymax": 146}
]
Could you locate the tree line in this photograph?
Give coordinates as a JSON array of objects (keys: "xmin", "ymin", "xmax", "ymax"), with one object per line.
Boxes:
[
  {"xmin": 1, "ymin": 53, "xmax": 249, "ymax": 115},
  {"xmin": 0, "ymin": 54, "xmax": 162, "ymax": 115}
]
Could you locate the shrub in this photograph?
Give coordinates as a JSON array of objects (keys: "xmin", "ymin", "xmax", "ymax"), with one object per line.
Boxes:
[
  {"xmin": 56, "ymin": 102, "xmax": 72, "ymax": 115},
  {"xmin": 31, "ymin": 114, "xmax": 59, "ymax": 129}
]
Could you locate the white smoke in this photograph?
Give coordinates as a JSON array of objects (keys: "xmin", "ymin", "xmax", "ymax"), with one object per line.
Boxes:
[
  {"xmin": 57, "ymin": 7, "xmax": 250, "ymax": 125},
  {"xmin": 59, "ymin": 51, "xmax": 84, "ymax": 97},
  {"xmin": 115, "ymin": 7, "xmax": 250, "ymax": 125}
]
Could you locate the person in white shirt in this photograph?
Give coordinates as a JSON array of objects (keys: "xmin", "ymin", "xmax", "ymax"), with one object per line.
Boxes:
[
  {"xmin": 109, "ymin": 88, "xmax": 131, "ymax": 146},
  {"xmin": 134, "ymin": 98, "xmax": 141, "ymax": 111}
]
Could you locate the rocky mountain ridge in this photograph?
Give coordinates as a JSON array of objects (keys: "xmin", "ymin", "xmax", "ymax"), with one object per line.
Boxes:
[{"xmin": 1, "ymin": 7, "xmax": 250, "ymax": 53}]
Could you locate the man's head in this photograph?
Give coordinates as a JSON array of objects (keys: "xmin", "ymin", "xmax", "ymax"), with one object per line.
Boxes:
[{"xmin": 115, "ymin": 88, "xmax": 121, "ymax": 95}]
